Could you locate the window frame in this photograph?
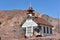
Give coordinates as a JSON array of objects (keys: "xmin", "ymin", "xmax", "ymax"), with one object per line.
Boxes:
[
  {"xmin": 44, "ymin": 27, "xmax": 46, "ymax": 33},
  {"xmin": 47, "ymin": 27, "xmax": 49, "ymax": 34},
  {"xmin": 26, "ymin": 26, "xmax": 33, "ymax": 36},
  {"xmin": 50, "ymin": 27, "xmax": 52, "ymax": 34}
]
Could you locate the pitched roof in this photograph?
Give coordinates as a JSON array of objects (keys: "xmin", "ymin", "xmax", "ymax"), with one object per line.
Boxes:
[{"xmin": 33, "ymin": 17, "xmax": 53, "ymax": 27}]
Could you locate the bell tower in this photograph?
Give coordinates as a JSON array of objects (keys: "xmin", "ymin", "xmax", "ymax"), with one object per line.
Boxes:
[
  {"xmin": 27, "ymin": 3, "xmax": 35, "ymax": 17},
  {"xmin": 27, "ymin": 7, "xmax": 35, "ymax": 17}
]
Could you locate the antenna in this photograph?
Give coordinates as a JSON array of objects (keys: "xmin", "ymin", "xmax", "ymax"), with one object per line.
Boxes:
[{"xmin": 30, "ymin": 2, "xmax": 32, "ymax": 7}]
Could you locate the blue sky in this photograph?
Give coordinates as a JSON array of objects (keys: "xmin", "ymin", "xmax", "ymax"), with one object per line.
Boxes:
[{"xmin": 0, "ymin": 0, "xmax": 60, "ymax": 18}]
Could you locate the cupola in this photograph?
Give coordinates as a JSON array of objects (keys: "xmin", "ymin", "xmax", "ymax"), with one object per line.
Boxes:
[{"xmin": 27, "ymin": 7, "xmax": 35, "ymax": 17}]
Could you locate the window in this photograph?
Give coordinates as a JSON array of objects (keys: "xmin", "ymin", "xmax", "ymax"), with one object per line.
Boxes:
[
  {"xmin": 47, "ymin": 27, "xmax": 49, "ymax": 34},
  {"xmin": 44, "ymin": 27, "xmax": 46, "ymax": 33},
  {"xmin": 27, "ymin": 27, "xmax": 32, "ymax": 34},
  {"xmin": 50, "ymin": 28, "xmax": 52, "ymax": 34}
]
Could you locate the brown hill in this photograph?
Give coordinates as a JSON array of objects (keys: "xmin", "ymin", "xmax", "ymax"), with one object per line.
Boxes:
[{"xmin": 0, "ymin": 10, "xmax": 60, "ymax": 40}]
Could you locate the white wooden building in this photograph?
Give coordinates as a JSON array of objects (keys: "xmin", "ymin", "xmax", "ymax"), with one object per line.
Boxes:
[{"xmin": 21, "ymin": 7, "xmax": 53, "ymax": 37}]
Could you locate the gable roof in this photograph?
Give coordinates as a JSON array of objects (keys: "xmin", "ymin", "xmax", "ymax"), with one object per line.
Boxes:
[
  {"xmin": 33, "ymin": 17, "xmax": 53, "ymax": 27},
  {"xmin": 21, "ymin": 16, "xmax": 53, "ymax": 27},
  {"xmin": 22, "ymin": 19, "xmax": 38, "ymax": 27}
]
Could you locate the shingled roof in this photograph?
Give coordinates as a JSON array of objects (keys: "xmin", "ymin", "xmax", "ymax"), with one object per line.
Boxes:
[{"xmin": 33, "ymin": 17, "xmax": 53, "ymax": 27}]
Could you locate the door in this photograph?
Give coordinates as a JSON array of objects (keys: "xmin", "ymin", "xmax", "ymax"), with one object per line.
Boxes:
[{"xmin": 26, "ymin": 27, "xmax": 33, "ymax": 37}]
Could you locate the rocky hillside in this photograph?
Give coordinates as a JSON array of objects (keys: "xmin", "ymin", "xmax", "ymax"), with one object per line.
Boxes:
[{"xmin": 0, "ymin": 10, "xmax": 60, "ymax": 40}]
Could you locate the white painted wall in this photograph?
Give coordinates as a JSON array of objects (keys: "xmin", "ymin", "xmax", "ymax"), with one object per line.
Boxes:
[
  {"xmin": 22, "ymin": 18, "xmax": 52, "ymax": 37},
  {"xmin": 22, "ymin": 19, "xmax": 38, "ymax": 36},
  {"xmin": 22, "ymin": 19, "xmax": 38, "ymax": 27},
  {"xmin": 40, "ymin": 25, "xmax": 52, "ymax": 36}
]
